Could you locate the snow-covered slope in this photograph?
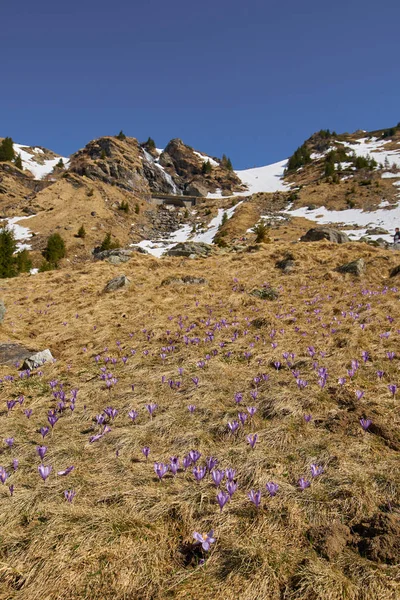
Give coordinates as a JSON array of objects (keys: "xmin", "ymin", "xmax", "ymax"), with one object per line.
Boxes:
[
  {"xmin": 235, "ymin": 160, "xmax": 290, "ymax": 195},
  {"xmin": 337, "ymin": 137, "xmax": 400, "ymax": 169},
  {"xmin": 13, "ymin": 143, "xmax": 70, "ymax": 180}
]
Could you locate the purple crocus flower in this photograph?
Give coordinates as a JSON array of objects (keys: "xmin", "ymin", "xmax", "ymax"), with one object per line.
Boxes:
[
  {"xmin": 187, "ymin": 405, "xmax": 196, "ymax": 413},
  {"xmin": 64, "ymin": 490, "xmax": 76, "ymax": 503},
  {"xmin": 154, "ymin": 462, "xmax": 168, "ymax": 480},
  {"xmin": 266, "ymin": 481, "xmax": 279, "ymax": 497},
  {"xmin": 248, "ymin": 490, "xmax": 262, "ymax": 508},
  {"xmin": 247, "ymin": 406, "xmax": 257, "ymax": 417},
  {"xmin": 142, "ymin": 446, "xmax": 150, "ymax": 460},
  {"xmin": 226, "ymin": 481, "xmax": 237, "ymax": 497},
  {"xmin": 146, "ymin": 403, "xmax": 157, "ymax": 417},
  {"xmin": 227, "ymin": 421, "xmax": 239, "ymax": 434},
  {"xmin": 238, "ymin": 412, "xmax": 248, "ymax": 426},
  {"xmin": 298, "ymin": 478, "xmax": 311, "ymax": 490},
  {"xmin": 193, "ymin": 530, "xmax": 215, "ymax": 551},
  {"xmin": 9, "ymin": 484, "xmax": 14, "ymax": 496},
  {"xmin": 6, "ymin": 400, "xmax": 16, "ymax": 411},
  {"xmin": 234, "ymin": 392, "xmax": 243, "ymax": 404},
  {"xmin": 39, "ymin": 427, "xmax": 49, "ymax": 439},
  {"xmin": 338, "ymin": 377, "xmax": 346, "ymax": 386},
  {"xmin": 128, "ymin": 410, "xmax": 138, "ymax": 422},
  {"xmin": 189, "ymin": 450, "xmax": 201, "ymax": 464},
  {"xmin": 304, "ymin": 414, "xmax": 312, "ymax": 423},
  {"xmin": 0, "ymin": 467, "xmax": 9, "ymax": 484},
  {"xmin": 38, "ymin": 464, "xmax": 52, "ymax": 482},
  {"xmin": 211, "ymin": 469, "xmax": 225, "ymax": 487},
  {"xmin": 376, "ymin": 370, "xmax": 384, "ymax": 380},
  {"xmin": 48, "ymin": 415, "xmax": 59, "ymax": 428},
  {"xmin": 183, "ymin": 455, "xmax": 192, "ymax": 470},
  {"xmin": 24, "ymin": 409, "xmax": 33, "ymax": 419},
  {"xmin": 36, "ymin": 446, "xmax": 47, "ymax": 460},
  {"xmin": 169, "ymin": 457, "xmax": 179, "ymax": 476},
  {"xmin": 225, "ymin": 468, "xmax": 236, "ymax": 482},
  {"xmin": 360, "ymin": 418, "xmax": 372, "ymax": 431},
  {"xmin": 192, "ymin": 377, "xmax": 199, "ymax": 387},
  {"xmin": 216, "ymin": 490, "xmax": 230, "ymax": 511},
  {"xmin": 355, "ymin": 390, "xmax": 364, "ymax": 400},
  {"xmin": 5, "ymin": 438, "xmax": 14, "ymax": 448},
  {"xmin": 246, "ymin": 434, "xmax": 258, "ymax": 449},
  {"xmin": 310, "ymin": 464, "xmax": 324, "ymax": 478},
  {"xmin": 388, "ymin": 384, "xmax": 397, "ymax": 397},
  {"xmin": 12, "ymin": 459, "xmax": 18, "ymax": 471},
  {"xmin": 57, "ymin": 466, "xmax": 74, "ymax": 476},
  {"xmin": 206, "ymin": 456, "xmax": 218, "ymax": 471},
  {"xmin": 193, "ymin": 466, "xmax": 207, "ymax": 482}
]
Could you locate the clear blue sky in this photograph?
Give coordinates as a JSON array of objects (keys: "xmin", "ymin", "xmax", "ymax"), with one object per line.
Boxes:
[{"xmin": 2, "ymin": 0, "xmax": 400, "ymax": 169}]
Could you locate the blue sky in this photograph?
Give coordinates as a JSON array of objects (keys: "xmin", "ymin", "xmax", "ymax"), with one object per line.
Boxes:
[{"xmin": 2, "ymin": 0, "xmax": 400, "ymax": 169}]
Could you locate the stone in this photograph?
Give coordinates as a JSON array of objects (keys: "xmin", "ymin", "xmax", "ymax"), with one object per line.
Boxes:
[
  {"xmin": 300, "ymin": 228, "xmax": 350, "ymax": 244},
  {"xmin": 93, "ymin": 247, "xmax": 148, "ymax": 261},
  {"xmin": 165, "ymin": 242, "xmax": 213, "ymax": 257},
  {"xmin": 22, "ymin": 349, "xmax": 54, "ymax": 370},
  {"xmin": 185, "ymin": 182, "xmax": 209, "ymax": 197},
  {"xmin": 161, "ymin": 275, "xmax": 208, "ymax": 286},
  {"xmin": 336, "ymin": 258, "xmax": 365, "ymax": 276},
  {"xmin": 389, "ymin": 265, "xmax": 400, "ymax": 278},
  {"xmin": 0, "ymin": 300, "xmax": 6, "ymax": 323},
  {"xmin": 366, "ymin": 227, "xmax": 389, "ymax": 235},
  {"xmin": 0, "ymin": 343, "xmax": 36, "ymax": 365},
  {"xmin": 103, "ymin": 275, "xmax": 130, "ymax": 293},
  {"xmin": 275, "ymin": 255, "xmax": 295, "ymax": 273}
]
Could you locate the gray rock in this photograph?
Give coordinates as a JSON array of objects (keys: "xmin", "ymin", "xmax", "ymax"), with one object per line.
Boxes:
[
  {"xmin": 366, "ymin": 227, "xmax": 389, "ymax": 235},
  {"xmin": 0, "ymin": 300, "xmax": 6, "ymax": 323},
  {"xmin": 103, "ymin": 275, "xmax": 130, "ymax": 292},
  {"xmin": 165, "ymin": 242, "xmax": 213, "ymax": 257},
  {"xmin": 276, "ymin": 255, "xmax": 295, "ymax": 273},
  {"xmin": 107, "ymin": 255, "xmax": 130, "ymax": 265},
  {"xmin": 300, "ymin": 228, "xmax": 350, "ymax": 244},
  {"xmin": 337, "ymin": 258, "xmax": 365, "ymax": 276},
  {"xmin": 93, "ymin": 247, "xmax": 148, "ymax": 261},
  {"xmin": 0, "ymin": 343, "xmax": 36, "ymax": 365},
  {"xmin": 22, "ymin": 349, "xmax": 54, "ymax": 370},
  {"xmin": 185, "ymin": 182, "xmax": 209, "ymax": 197},
  {"xmin": 392, "ymin": 243, "xmax": 400, "ymax": 251},
  {"xmin": 390, "ymin": 265, "xmax": 400, "ymax": 278},
  {"xmin": 161, "ymin": 275, "xmax": 208, "ymax": 286}
]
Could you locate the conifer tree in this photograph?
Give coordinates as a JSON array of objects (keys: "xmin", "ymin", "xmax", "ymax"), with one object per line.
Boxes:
[
  {"xmin": 14, "ymin": 154, "xmax": 23, "ymax": 170},
  {"xmin": 116, "ymin": 130, "xmax": 127, "ymax": 141},
  {"xmin": 202, "ymin": 160, "xmax": 212, "ymax": 175},
  {"xmin": 42, "ymin": 233, "xmax": 66, "ymax": 267},
  {"xmin": 0, "ymin": 137, "xmax": 15, "ymax": 162}
]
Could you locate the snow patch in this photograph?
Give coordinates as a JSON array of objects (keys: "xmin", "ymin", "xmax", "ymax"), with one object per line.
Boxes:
[
  {"xmin": 235, "ymin": 160, "xmax": 290, "ymax": 195},
  {"xmin": 13, "ymin": 144, "xmax": 70, "ymax": 180},
  {"xmin": 193, "ymin": 152, "xmax": 219, "ymax": 168}
]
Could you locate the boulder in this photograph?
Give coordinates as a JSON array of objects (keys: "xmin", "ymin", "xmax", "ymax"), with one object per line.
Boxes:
[
  {"xmin": 389, "ymin": 265, "xmax": 400, "ymax": 278},
  {"xmin": 93, "ymin": 247, "xmax": 148, "ymax": 261},
  {"xmin": 300, "ymin": 228, "xmax": 350, "ymax": 244},
  {"xmin": 275, "ymin": 255, "xmax": 295, "ymax": 273},
  {"xmin": 337, "ymin": 258, "xmax": 365, "ymax": 276},
  {"xmin": 185, "ymin": 182, "xmax": 209, "ymax": 197},
  {"xmin": 0, "ymin": 343, "xmax": 36, "ymax": 365},
  {"xmin": 22, "ymin": 349, "xmax": 54, "ymax": 370},
  {"xmin": 165, "ymin": 242, "xmax": 213, "ymax": 258},
  {"xmin": 0, "ymin": 300, "xmax": 6, "ymax": 323},
  {"xmin": 103, "ymin": 275, "xmax": 130, "ymax": 293},
  {"xmin": 366, "ymin": 227, "xmax": 389, "ymax": 235}
]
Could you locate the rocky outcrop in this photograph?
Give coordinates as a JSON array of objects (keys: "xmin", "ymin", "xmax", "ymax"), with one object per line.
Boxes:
[
  {"xmin": 103, "ymin": 275, "xmax": 131, "ymax": 292},
  {"xmin": 300, "ymin": 228, "xmax": 350, "ymax": 244},
  {"xmin": 161, "ymin": 275, "xmax": 208, "ymax": 285},
  {"xmin": 93, "ymin": 248, "xmax": 148, "ymax": 263},
  {"xmin": 275, "ymin": 255, "xmax": 296, "ymax": 273},
  {"xmin": 337, "ymin": 258, "xmax": 365, "ymax": 275},
  {"xmin": 165, "ymin": 242, "xmax": 213, "ymax": 257}
]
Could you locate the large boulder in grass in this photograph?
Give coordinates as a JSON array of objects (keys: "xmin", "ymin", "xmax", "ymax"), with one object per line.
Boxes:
[
  {"xmin": 103, "ymin": 275, "xmax": 130, "ymax": 293},
  {"xmin": 337, "ymin": 258, "xmax": 365, "ymax": 276},
  {"xmin": 390, "ymin": 265, "xmax": 400, "ymax": 277},
  {"xmin": 300, "ymin": 228, "xmax": 350, "ymax": 244},
  {"xmin": 165, "ymin": 242, "xmax": 213, "ymax": 258}
]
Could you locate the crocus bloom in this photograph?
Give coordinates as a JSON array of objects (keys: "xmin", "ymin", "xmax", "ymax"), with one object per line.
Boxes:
[
  {"xmin": 388, "ymin": 384, "xmax": 397, "ymax": 397},
  {"xmin": 310, "ymin": 464, "xmax": 324, "ymax": 477},
  {"xmin": 38, "ymin": 464, "xmax": 52, "ymax": 482},
  {"xmin": 24, "ymin": 409, "xmax": 33, "ymax": 419},
  {"xmin": 216, "ymin": 490, "xmax": 230, "ymax": 511},
  {"xmin": 146, "ymin": 403, "xmax": 157, "ymax": 416},
  {"xmin": 57, "ymin": 466, "xmax": 74, "ymax": 476},
  {"xmin": 225, "ymin": 468, "xmax": 236, "ymax": 482},
  {"xmin": 206, "ymin": 456, "xmax": 218, "ymax": 471},
  {"xmin": 169, "ymin": 457, "xmax": 179, "ymax": 475},
  {"xmin": 193, "ymin": 530, "xmax": 215, "ymax": 551},
  {"xmin": 304, "ymin": 414, "xmax": 312, "ymax": 423},
  {"xmin": 238, "ymin": 412, "xmax": 248, "ymax": 426},
  {"xmin": 298, "ymin": 478, "xmax": 311, "ymax": 490},
  {"xmin": 64, "ymin": 490, "xmax": 76, "ymax": 502},
  {"xmin": 48, "ymin": 415, "xmax": 59, "ymax": 428},
  {"xmin": 12, "ymin": 459, "xmax": 18, "ymax": 471},
  {"xmin": 154, "ymin": 462, "xmax": 168, "ymax": 480},
  {"xmin": 183, "ymin": 455, "xmax": 192, "ymax": 470},
  {"xmin": 266, "ymin": 481, "xmax": 279, "ymax": 496},
  {"xmin": 128, "ymin": 410, "xmax": 138, "ymax": 422},
  {"xmin": 193, "ymin": 466, "xmax": 207, "ymax": 482},
  {"xmin": 36, "ymin": 446, "xmax": 47, "ymax": 460},
  {"xmin": 246, "ymin": 434, "xmax": 258, "ymax": 449},
  {"xmin": 0, "ymin": 467, "xmax": 9, "ymax": 484},
  {"xmin": 226, "ymin": 481, "xmax": 237, "ymax": 497},
  {"xmin": 188, "ymin": 405, "xmax": 196, "ymax": 413},
  {"xmin": 360, "ymin": 418, "xmax": 372, "ymax": 431},
  {"xmin": 5, "ymin": 438, "xmax": 14, "ymax": 448},
  {"xmin": 142, "ymin": 446, "xmax": 150, "ymax": 459},
  {"xmin": 39, "ymin": 427, "xmax": 49, "ymax": 439},
  {"xmin": 227, "ymin": 421, "xmax": 239, "ymax": 434},
  {"xmin": 189, "ymin": 450, "xmax": 201, "ymax": 464},
  {"xmin": 248, "ymin": 490, "xmax": 262, "ymax": 508},
  {"xmin": 355, "ymin": 390, "xmax": 364, "ymax": 400},
  {"xmin": 211, "ymin": 469, "xmax": 225, "ymax": 487},
  {"xmin": 247, "ymin": 406, "xmax": 257, "ymax": 417}
]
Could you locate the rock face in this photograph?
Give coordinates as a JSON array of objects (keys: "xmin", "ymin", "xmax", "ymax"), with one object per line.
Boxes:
[
  {"xmin": 22, "ymin": 349, "xmax": 54, "ymax": 370},
  {"xmin": 103, "ymin": 275, "xmax": 130, "ymax": 292},
  {"xmin": 93, "ymin": 248, "xmax": 148, "ymax": 263},
  {"xmin": 337, "ymin": 258, "xmax": 365, "ymax": 276},
  {"xmin": 0, "ymin": 301, "xmax": 6, "ymax": 323},
  {"xmin": 300, "ymin": 228, "xmax": 350, "ymax": 244},
  {"xmin": 165, "ymin": 242, "xmax": 213, "ymax": 257}
]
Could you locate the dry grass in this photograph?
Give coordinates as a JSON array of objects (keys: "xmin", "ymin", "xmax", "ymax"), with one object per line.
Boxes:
[{"xmin": 0, "ymin": 242, "xmax": 399, "ymax": 599}]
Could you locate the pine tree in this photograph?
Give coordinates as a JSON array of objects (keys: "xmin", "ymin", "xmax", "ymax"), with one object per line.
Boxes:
[
  {"xmin": 100, "ymin": 232, "xmax": 120, "ymax": 251},
  {"xmin": 202, "ymin": 160, "xmax": 212, "ymax": 175},
  {"xmin": 146, "ymin": 137, "xmax": 156, "ymax": 150},
  {"xmin": 116, "ymin": 130, "xmax": 127, "ymax": 141},
  {"xmin": 56, "ymin": 158, "xmax": 65, "ymax": 169},
  {"xmin": 0, "ymin": 137, "xmax": 15, "ymax": 162},
  {"xmin": 0, "ymin": 226, "xmax": 17, "ymax": 278},
  {"xmin": 14, "ymin": 154, "xmax": 23, "ymax": 170},
  {"xmin": 42, "ymin": 233, "xmax": 66, "ymax": 266},
  {"xmin": 14, "ymin": 249, "xmax": 32, "ymax": 273},
  {"xmin": 77, "ymin": 225, "xmax": 86, "ymax": 238}
]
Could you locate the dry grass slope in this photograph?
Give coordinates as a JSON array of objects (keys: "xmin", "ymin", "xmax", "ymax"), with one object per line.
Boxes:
[{"xmin": 0, "ymin": 241, "xmax": 399, "ymax": 599}]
